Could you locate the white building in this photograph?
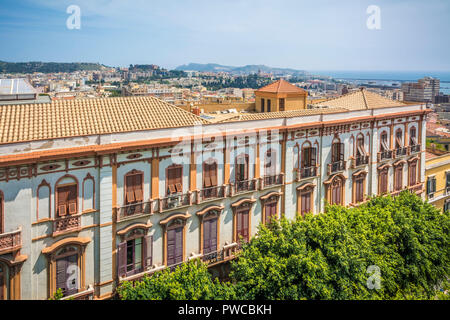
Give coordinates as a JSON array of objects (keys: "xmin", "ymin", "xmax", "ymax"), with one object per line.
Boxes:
[{"xmin": 0, "ymin": 86, "xmax": 429, "ymax": 300}]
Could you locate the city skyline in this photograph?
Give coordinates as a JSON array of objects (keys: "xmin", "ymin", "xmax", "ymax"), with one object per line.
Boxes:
[{"xmin": 1, "ymin": 0, "xmax": 450, "ymax": 72}]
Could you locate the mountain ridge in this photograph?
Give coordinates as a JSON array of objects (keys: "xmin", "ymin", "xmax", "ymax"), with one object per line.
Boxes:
[{"xmin": 175, "ymin": 63, "xmax": 307, "ymax": 76}]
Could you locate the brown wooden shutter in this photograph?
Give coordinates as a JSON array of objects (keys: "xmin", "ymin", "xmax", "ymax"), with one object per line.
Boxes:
[
  {"xmin": 66, "ymin": 254, "xmax": 78, "ymax": 296},
  {"xmin": 175, "ymin": 227, "xmax": 183, "ymax": 264},
  {"xmin": 143, "ymin": 235, "xmax": 153, "ymax": 268},
  {"xmin": 67, "ymin": 185, "xmax": 77, "ymax": 215},
  {"xmin": 167, "ymin": 229, "xmax": 175, "ymax": 266},
  {"xmin": 126, "ymin": 175, "xmax": 135, "ymax": 203},
  {"xmin": 203, "ymin": 163, "xmax": 212, "ymax": 188},
  {"xmin": 210, "ymin": 163, "xmax": 217, "ymax": 186},
  {"xmin": 57, "ymin": 187, "xmax": 69, "ymax": 217},
  {"xmin": 310, "ymin": 148, "xmax": 317, "ymax": 167},
  {"xmin": 339, "ymin": 143, "xmax": 345, "ymax": 161},
  {"xmin": 242, "ymin": 211, "xmax": 249, "ymax": 242},
  {"xmin": 134, "ymin": 174, "xmax": 144, "ymax": 202},
  {"xmin": 174, "ymin": 167, "xmax": 183, "ymax": 193},
  {"xmin": 56, "ymin": 258, "xmax": 67, "ymax": 294},
  {"xmin": 117, "ymin": 242, "xmax": 127, "ymax": 277},
  {"xmin": 203, "ymin": 219, "xmax": 211, "ymax": 254}
]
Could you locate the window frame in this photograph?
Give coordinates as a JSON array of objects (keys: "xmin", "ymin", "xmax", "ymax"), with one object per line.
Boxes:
[{"xmin": 166, "ymin": 164, "xmax": 183, "ymax": 196}]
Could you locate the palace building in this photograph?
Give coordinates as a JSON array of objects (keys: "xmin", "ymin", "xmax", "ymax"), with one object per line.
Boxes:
[{"xmin": 0, "ymin": 83, "xmax": 429, "ymax": 300}]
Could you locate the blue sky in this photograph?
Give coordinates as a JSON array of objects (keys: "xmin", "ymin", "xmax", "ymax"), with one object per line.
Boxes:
[{"xmin": 0, "ymin": 0, "xmax": 449, "ymax": 71}]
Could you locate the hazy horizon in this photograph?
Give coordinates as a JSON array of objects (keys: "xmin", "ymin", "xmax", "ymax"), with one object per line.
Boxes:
[{"xmin": 1, "ymin": 1, "xmax": 450, "ymax": 72}]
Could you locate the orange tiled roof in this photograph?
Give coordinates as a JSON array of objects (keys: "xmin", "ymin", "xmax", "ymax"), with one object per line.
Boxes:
[
  {"xmin": 0, "ymin": 96, "xmax": 209, "ymax": 144},
  {"xmin": 312, "ymin": 88, "xmax": 406, "ymax": 110},
  {"xmin": 255, "ymin": 79, "xmax": 307, "ymax": 95}
]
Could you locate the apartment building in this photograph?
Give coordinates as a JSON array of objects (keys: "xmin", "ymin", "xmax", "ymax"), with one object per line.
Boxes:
[
  {"xmin": 425, "ymin": 149, "xmax": 450, "ymax": 212},
  {"xmin": 0, "ymin": 84, "xmax": 429, "ymax": 300},
  {"xmin": 402, "ymin": 77, "xmax": 440, "ymax": 103}
]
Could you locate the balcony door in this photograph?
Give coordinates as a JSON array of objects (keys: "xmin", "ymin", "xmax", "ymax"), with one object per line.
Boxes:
[
  {"xmin": 236, "ymin": 209, "xmax": 249, "ymax": 243},
  {"xmin": 203, "ymin": 214, "xmax": 218, "ymax": 254},
  {"xmin": 203, "ymin": 161, "xmax": 218, "ymax": 198},
  {"xmin": 167, "ymin": 222, "xmax": 183, "ymax": 266},
  {"xmin": 55, "ymin": 251, "xmax": 79, "ymax": 297}
]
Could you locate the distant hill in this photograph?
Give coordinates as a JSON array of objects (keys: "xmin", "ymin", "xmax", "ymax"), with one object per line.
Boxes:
[
  {"xmin": 176, "ymin": 63, "xmax": 307, "ymax": 76},
  {"xmin": 0, "ymin": 61, "xmax": 106, "ymax": 74}
]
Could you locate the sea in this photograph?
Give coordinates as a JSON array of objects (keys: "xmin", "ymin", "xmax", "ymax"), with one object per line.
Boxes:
[{"xmin": 309, "ymin": 70, "xmax": 450, "ymax": 95}]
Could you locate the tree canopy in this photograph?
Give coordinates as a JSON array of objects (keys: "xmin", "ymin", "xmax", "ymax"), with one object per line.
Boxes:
[{"xmin": 117, "ymin": 192, "xmax": 449, "ymax": 300}]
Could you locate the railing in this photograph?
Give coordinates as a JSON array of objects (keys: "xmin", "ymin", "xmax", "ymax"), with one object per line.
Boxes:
[
  {"xmin": 201, "ymin": 242, "xmax": 240, "ymax": 266},
  {"xmin": 260, "ymin": 173, "xmax": 284, "ymax": 189},
  {"xmin": 296, "ymin": 166, "xmax": 318, "ymax": 181},
  {"xmin": 0, "ymin": 227, "xmax": 22, "ymax": 254},
  {"xmin": 394, "ymin": 147, "xmax": 408, "ymax": 158},
  {"xmin": 408, "ymin": 183, "xmax": 423, "ymax": 194},
  {"xmin": 116, "ymin": 201, "xmax": 152, "ymax": 222},
  {"xmin": 197, "ymin": 185, "xmax": 226, "ymax": 203},
  {"xmin": 409, "ymin": 144, "xmax": 421, "ymax": 154},
  {"xmin": 233, "ymin": 179, "xmax": 257, "ymax": 195},
  {"xmin": 61, "ymin": 285, "xmax": 94, "ymax": 300},
  {"xmin": 159, "ymin": 192, "xmax": 191, "ymax": 212},
  {"xmin": 377, "ymin": 150, "xmax": 393, "ymax": 161},
  {"xmin": 53, "ymin": 214, "xmax": 81, "ymax": 236},
  {"xmin": 327, "ymin": 160, "xmax": 346, "ymax": 175},
  {"xmin": 351, "ymin": 155, "xmax": 369, "ymax": 168}
]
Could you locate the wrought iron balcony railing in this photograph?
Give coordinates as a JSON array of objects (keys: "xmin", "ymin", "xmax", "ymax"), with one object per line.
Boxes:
[
  {"xmin": 53, "ymin": 214, "xmax": 81, "ymax": 236},
  {"xmin": 233, "ymin": 179, "xmax": 257, "ymax": 195},
  {"xmin": 351, "ymin": 155, "xmax": 369, "ymax": 168},
  {"xmin": 295, "ymin": 166, "xmax": 318, "ymax": 181},
  {"xmin": 260, "ymin": 173, "xmax": 284, "ymax": 189},
  {"xmin": 0, "ymin": 227, "xmax": 22, "ymax": 255},
  {"xmin": 394, "ymin": 147, "xmax": 408, "ymax": 158},
  {"xmin": 116, "ymin": 201, "xmax": 152, "ymax": 222},
  {"xmin": 377, "ymin": 150, "xmax": 393, "ymax": 161},
  {"xmin": 159, "ymin": 192, "xmax": 191, "ymax": 212},
  {"xmin": 197, "ymin": 185, "xmax": 226, "ymax": 203},
  {"xmin": 327, "ymin": 160, "xmax": 346, "ymax": 175},
  {"xmin": 409, "ymin": 144, "xmax": 421, "ymax": 154}
]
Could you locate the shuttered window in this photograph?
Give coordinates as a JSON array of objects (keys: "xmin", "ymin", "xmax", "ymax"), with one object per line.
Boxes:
[
  {"xmin": 410, "ymin": 127, "xmax": 417, "ymax": 145},
  {"xmin": 395, "ymin": 130, "xmax": 403, "ymax": 149},
  {"xmin": 203, "ymin": 217, "xmax": 218, "ymax": 254},
  {"xmin": 167, "ymin": 226, "xmax": 183, "ymax": 266},
  {"xmin": 167, "ymin": 166, "xmax": 183, "ymax": 195},
  {"xmin": 125, "ymin": 173, "xmax": 143, "ymax": 204},
  {"xmin": 355, "ymin": 176, "xmax": 365, "ymax": 203},
  {"xmin": 330, "ymin": 178, "xmax": 343, "ymax": 205},
  {"xmin": 394, "ymin": 166, "xmax": 403, "ymax": 191},
  {"xmin": 300, "ymin": 191, "xmax": 312, "ymax": 216},
  {"xmin": 380, "ymin": 132, "xmax": 389, "ymax": 151},
  {"xmin": 117, "ymin": 234, "xmax": 152, "ymax": 278},
  {"xmin": 409, "ymin": 162, "xmax": 417, "ymax": 186},
  {"xmin": 302, "ymin": 147, "xmax": 317, "ymax": 168},
  {"xmin": 379, "ymin": 169, "xmax": 389, "ymax": 194},
  {"xmin": 56, "ymin": 254, "xmax": 78, "ymax": 297},
  {"xmin": 235, "ymin": 155, "xmax": 249, "ymax": 182},
  {"xmin": 332, "ymin": 143, "xmax": 344, "ymax": 163},
  {"xmin": 264, "ymin": 202, "xmax": 277, "ymax": 224},
  {"xmin": 203, "ymin": 162, "xmax": 218, "ymax": 188},
  {"xmin": 56, "ymin": 184, "xmax": 77, "ymax": 217},
  {"xmin": 357, "ymin": 137, "xmax": 366, "ymax": 156},
  {"xmin": 427, "ymin": 177, "xmax": 436, "ymax": 196},
  {"xmin": 236, "ymin": 209, "xmax": 249, "ymax": 243}
]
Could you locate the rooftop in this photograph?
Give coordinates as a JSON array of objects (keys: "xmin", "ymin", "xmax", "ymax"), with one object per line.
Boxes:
[
  {"xmin": 0, "ymin": 78, "xmax": 37, "ymax": 96},
  {"xmin": 312, "ymin": 88, "xmax": 407, "ymax": 110},
  {"xmin": 0, "ymin": 96, "xmax": 209, "ymax": 144},
  {"xmin": 255, "ymin": 79, "xmax": 307, "ymax": 95}
]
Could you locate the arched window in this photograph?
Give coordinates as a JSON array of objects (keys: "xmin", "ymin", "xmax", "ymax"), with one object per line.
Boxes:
[
  {"xmin": 331, "ymin": 139, "xmax": 344, "ymax": 163},
  {"xmin": 394, "ymin": 163, "xmax": 404, "ymax": 191},
  {"xmin": 264, "ymin": 149, "xmax": 277, "ymax": 186},
  {"xmin": 353, "ymin": 171, "xmax": 367, "ymax": 204},
  {"xmin": 202, "ymin": 159, "xmax": 218, "ymax": 199},
  {"xmin": 297, "ymin": 183, "xmax": 315, "ymax": 217},
  {"xmin": 408, "ymin": 159, "xmax": 418, "ymax": 186},
  {"xmin": 54, "ymin": 245, "xmax": 80, "ymax": 297},
  {"xmin": 55, "ymin": 176, "xmax": 78, "ymax": 218},
  {"xmin": 197, "ymin": 206, "xmax": 223, "ymax": 256},
  {"xmin": 117, "ymin": 225, "xmax": 152, "ymax": 278},
  {"xmin": 37, "ymin": 181, "xmax": 51, "ymax": 221},
  {"xmin": 380, "ymin": 131, "xmax": 389, "ymax": 151},
  {"xmin": 260, "ymin": 192, "xmax": 281, "ymax": 224},
  {"xmin": 378, "ymin": 166, "xmax": 389, "ymax": 194},
  {"xmin": 231, "ymin": 199, "xmax": 255, "ymax": 244},
  {"xmin": 82, "ymin": 174, "xmax": 95, "ymax": 212},
  {"xmin": 356, "ymin": 134, "xmax": 366, "ymax": 157},
  {"xmin": 235, "ymin": 154, "xmax": 250, "ymax": 192},
  {"xmin": 160, "ymin": 213, "xmax": 190, "ymax": 267},
  {"xmin": 409, "ymin": 127, "xmax": 417, "ymax": 146},
  {"xmin": 325, "ymin": 175, "xmax": 345, "ymax": 206},
  {"xmin": 395, "ymin": 129, "xmax": 403, "ymax": 149}
]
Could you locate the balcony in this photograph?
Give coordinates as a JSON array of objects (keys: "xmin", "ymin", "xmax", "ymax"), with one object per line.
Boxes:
[
  {"xmin": 232, "ymin": 179, "xmax": 257, "ymax": 195},
  {"xmin": 53, "ymin": 214, "xmax": 81, "ymax": 236},
  {"xmin": 394, "ymin": 147, "xmax": 408, "ymax": 158},
  {"xmin": 158, "ymin": 192, "xmax": 191, "ymax": 212},
  {"xmin": 351, "ymin": 155, "xmax": 369, "ymax": 168},
  {"xmin": 201, "ymin": 242, "xmax": 240, "ymax": 267},
  {"xmin": 0, "ymin": 227, "xmax": 22, "ymax": 255},
  {"xmin": 409, "ymin": 144, "xmax": 421, "ymax": 154},
  {"xmin": 408, "ymin": 183, "xmax": 423, "ymax": 195},
  {"xmin": 295, "ymin": 166, "xmax": 318, "ymax": 181},
  {"xmin": 377, "ymin": 150, "xmax": 393, "ymax": 162},
  {"xmin": 327, "ymin": 160, "xmax": 346, "ymax": 175},
  {"xmin": 196, "ymin": 185, "xmax": 226, "ymax": 203},
  {"xmin": 260, "ymin": 173, "xmax": 284, "ymax": 189},
  {"xmin": 116, "ymin": 201, "xmax": 152, "ymax": 222},
  {"xmin": 61, "ymin": 285, "xmax": 94, "ymax": 300}
]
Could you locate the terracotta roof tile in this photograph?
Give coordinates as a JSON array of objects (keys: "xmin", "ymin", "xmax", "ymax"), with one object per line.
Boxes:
[
  {"xmin": 255, "ymin": 79, "xmax": 307, "ymax": 94},
  {"xmin": 0, "ymin": 96, "xmax": 209, "ymax": 144},
  {"xmin": 312, "ymin": 89, "xmax": 406, "ymax": 110}
]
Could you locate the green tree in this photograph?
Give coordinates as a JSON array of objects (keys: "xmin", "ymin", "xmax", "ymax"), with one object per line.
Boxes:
[
  {"xmin": 117, "ymin": 259, "xmax": 235, "ymax": 300},
  {"xmin": 230, "ymin": 192, "xmax": 449, "ymax": 300}
]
